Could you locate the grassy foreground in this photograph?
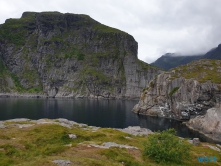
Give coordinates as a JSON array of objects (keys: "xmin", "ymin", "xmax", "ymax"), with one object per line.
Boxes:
[{"xmin": 0, "ymin": 119, "xmax": 220, "ymax": 166}]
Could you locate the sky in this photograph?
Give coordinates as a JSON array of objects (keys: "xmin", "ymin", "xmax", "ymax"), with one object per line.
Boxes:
[{"xmin": 0, "ymin": 0, "xmax": 221, "ymax": 63}]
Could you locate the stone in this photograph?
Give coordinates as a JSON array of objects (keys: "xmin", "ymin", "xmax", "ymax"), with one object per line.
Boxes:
[
  {"xmin": 193, "ymin": 138, "xmax": 200, "ymax": 146},
  {"xmin": 186, "ymin": 107, "xmax": 221, "ymax": 142},
  {"xmin": 68, "ymin": 134, "xmax": 77, "ymax": 139},
  {"xmin": 217, "ymin": 144, "xmax": 221, "ymax": 148},
  {"xmin": 18, "ymin": 124, "xmax": 34, "ymax": 128},
  {"xmin": 58, "ymin": 118, "xmax": 77, "ymax": 129},
  {"xmin": 0, "ymin": 122, "xmax": 5, "ymax": 129},
  {"xmin": 204, "ymin": 145, "xmax": 221, "ymax": 152},
  {"xmin": 117, "ymin": 126, "xmax": 153, "ymax": 136},
  {"xmin": 90, "ymin": 142, "xmax": 138, "ymax": 149},
  {"xmin": 5, "ymin": 118, "xmax": 31, "ymax": 123},
  {"xmin": 187, "ymin": 140, "xmax": 193, "ymax": 144},
  {"xmin": 53, "ymin": 160, "xmax": 72, "ymax": 166}
]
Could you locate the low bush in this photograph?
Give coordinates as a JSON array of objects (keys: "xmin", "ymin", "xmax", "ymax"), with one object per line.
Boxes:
[{"xmin": 143, "ymin": 128, "xmax": 191, "ymax": 164}]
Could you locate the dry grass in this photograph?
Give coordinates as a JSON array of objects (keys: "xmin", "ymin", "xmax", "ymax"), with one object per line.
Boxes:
[{"xmin": 0, "ymin": 121, "xmax": 220, "ymax": 166}]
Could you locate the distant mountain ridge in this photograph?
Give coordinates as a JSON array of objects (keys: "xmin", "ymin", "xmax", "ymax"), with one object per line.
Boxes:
[
  {"xmin": 203, "ymin": 44, "xmax": 221, "ymax": 60},
  {"xmin": 151, "ymin": 44, "xmax": 221, "ymax": 70},
  {"xmin": 151, "ymin": 53, "xmax": 203, "ymax": 70}
]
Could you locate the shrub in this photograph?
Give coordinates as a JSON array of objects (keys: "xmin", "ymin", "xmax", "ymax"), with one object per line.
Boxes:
[{"xmin": 143, "ymin": 128, "xmax": 191, "ymax": 164}]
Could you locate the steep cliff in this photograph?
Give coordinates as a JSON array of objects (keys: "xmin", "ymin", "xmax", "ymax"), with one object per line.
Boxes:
[
  {"xmin": 0, "ymin": 12, "xmax": 161, "ymax": 99},
  {"xmin": 132, "ymin": 59, "xmax": 221, "ymax": 120}
]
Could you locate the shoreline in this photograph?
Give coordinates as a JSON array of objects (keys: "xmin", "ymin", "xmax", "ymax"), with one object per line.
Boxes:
[
  {"xmin": 184, "ymin": 122, "xmax": 221, "ymax": 144},
  {"xmin": 0, "ymin": 93, "xmax": 139, "ymax": 100},
  {"xmin": 1, "ymin": 94, "xmax": 220, "ymax": 144},
  {"xmin": 137, "ymin": 112, "xmax": 221, "ymax": 144},
  {"xmin": 2, "ymin": 117, "xmax": 220, "ymax": 144}
]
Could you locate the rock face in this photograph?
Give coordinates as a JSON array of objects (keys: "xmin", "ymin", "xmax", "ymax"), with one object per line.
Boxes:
[
  {"xmin": 117, "ymin": 126, "xmax": 153, "ymax": 136},
  {"xmin": 132, "ymin": 59, "xmax": 221, "ymax": 120},
  {"xmin": 0, "ymin": 12, "xmax": 161, "ymax": 99},
  {"xmin": 186, "ymin": 106, "xmax": 221, "ymax": 142}
]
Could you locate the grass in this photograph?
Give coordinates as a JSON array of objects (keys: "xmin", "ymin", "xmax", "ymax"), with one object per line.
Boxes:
[
  {"xmin": 0, "ymin": 120, "xmax": 220, "ymax": 166},
  {"xmin": 170, "ymin": 59, "xmax": 221, "ymax": 84},
  {"xmin": 93, "ymin": 23, "xmax": 125, "ymax": 34},
  {"xmin": 136, "ymin": 59, "xmax": 157, "ymax": 71}
]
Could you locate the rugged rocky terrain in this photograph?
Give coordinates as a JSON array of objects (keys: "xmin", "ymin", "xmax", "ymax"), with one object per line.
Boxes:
[
  {"xmin": 132, "ymin": 59, "xmax": 221, "ymax": 119},
  {"xmin": 132, "ymin": 59, "xmax": 221, "ymax": 141},
  {"xmin": 0, "ymin": 12, "xmax": 161, "ymax": 99}
]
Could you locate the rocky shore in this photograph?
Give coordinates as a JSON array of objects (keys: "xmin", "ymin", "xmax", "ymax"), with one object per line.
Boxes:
[
  {"xmin": 0, "ymin": 93, "xmax": 47, "ymax": 98},
  {"xmin": 185, "ymin": 106, "xmax": 221, "ymax": 143},
  {"xmin": 0, "ymin": 118, "xmax": 153, "ymax": 136},
  {"xmin": 1, "ymin": 118, "xmax": 221, "ymax": 145}
]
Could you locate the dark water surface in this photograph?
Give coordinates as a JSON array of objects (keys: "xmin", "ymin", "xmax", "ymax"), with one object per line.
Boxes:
[{"xmin": 0, "ymin": 98, "xmax": 216, "ymax": 143}]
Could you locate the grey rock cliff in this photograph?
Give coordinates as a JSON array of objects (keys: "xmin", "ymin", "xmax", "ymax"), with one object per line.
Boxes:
[
  {"xmin": 0, "ymin": 12, "xmax": 161, "ymax": 99},
  {"xmin": 132, "ymin": 59, "xmax": 221, "ymax": 120}
]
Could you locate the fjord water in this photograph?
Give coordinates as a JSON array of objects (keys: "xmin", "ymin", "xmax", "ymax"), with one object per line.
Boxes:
[{"xmin": 0, "ymin": 98, "xmax": 214, "ymax": 142}]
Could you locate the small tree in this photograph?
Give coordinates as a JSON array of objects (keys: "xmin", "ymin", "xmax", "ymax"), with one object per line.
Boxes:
[{"xmin": 143, "ymin": 128, "xmax": 191, "ymax": 164}]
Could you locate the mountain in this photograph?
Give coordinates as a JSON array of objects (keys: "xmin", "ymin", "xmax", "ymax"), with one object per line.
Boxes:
[
  {"xmin": 203, "ymin": 44, "xmax": 221, "ymax": 60},
  {"xmin": 151, "ymin": 53, "xmax": 203, "ymax": 70},
  {"xmin": 0, "ymin": 12, "xmax": 161, "ymax": 99},
  {"xmin": 151, "ymin": 44, "xmax": 221, "ymax": 70}
]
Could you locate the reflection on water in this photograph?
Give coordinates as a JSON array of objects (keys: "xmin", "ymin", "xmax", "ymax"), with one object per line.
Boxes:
[{"xmin": 0, "ymin": 98, "xmax": 218, "ymax": 143}]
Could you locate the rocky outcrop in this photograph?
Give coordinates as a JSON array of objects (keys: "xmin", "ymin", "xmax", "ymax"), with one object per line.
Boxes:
[
  {"xmin": 117, "ymin": 126, "xmax": 153, "ymax": 136},
  {"xmin": 132, "ymin": 59, "xmax": 221, "ymax": 120},
  {"xmin": 89, "ymin": 142, "xmax": 139, "ymax": 149},
  {"xmin": 0, "ymin": 12, "xmax": 161, "ymax": 99},
  {"xmin": 186, "ymin": 106, "xmax": 221, "ymax": 142}
]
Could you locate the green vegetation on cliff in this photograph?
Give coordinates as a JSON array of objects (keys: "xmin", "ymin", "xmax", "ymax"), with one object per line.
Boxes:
[
  {"xmin": 0, "ymin": 11, "xmax": 159, "ymax": 98},
  {"xmin": 170, "ymin": 59, "xmax": 221, "ymax": 84}
]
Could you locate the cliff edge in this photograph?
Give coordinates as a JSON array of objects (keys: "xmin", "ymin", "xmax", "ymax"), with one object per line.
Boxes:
[{"xmin": 132, "ymin": 59, "xmax": 221, "ymax": 119}]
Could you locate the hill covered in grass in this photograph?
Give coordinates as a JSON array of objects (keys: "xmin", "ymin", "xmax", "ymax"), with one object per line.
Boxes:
[{"xmin": 0, "ymin": 118, "xmax": 220, "ymax": 166}]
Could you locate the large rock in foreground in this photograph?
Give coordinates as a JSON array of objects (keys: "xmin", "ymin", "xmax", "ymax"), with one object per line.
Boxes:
[{"xmin": 186, "ymin": 106, "xmax": 221, "ymax": 142}]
